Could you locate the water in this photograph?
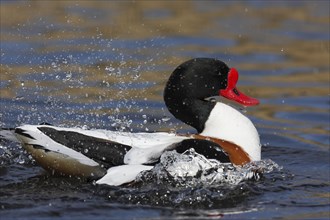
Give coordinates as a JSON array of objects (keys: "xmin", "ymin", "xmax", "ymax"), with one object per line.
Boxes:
[{"xmin": 0, "ymin": 1, "xmax": 329, "ymax": 219}]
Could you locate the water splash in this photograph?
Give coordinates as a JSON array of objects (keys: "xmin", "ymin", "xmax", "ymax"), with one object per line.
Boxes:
[
  {"xmin": 0, "ymin": 142, "xmax": 33, "ymax": 166},
  {"xmin": 98, "ymin": 149, "xmax": 283, "ymax": 208},
  {"xmin": 137, "ymin": 148, "xmax": 282, "ymax": 187}
]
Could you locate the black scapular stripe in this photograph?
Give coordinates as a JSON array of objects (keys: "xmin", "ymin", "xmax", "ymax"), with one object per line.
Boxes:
[
  {"xmin": 38, "ymin": 127, "xmax": 132, "ymax": 168},
  {"xmin": 175, "ymin": 139, "xmax": 230, "ymax": 163},
  {"xmin": 32, "ymin": 144, "xmax": 51, "ymax": 152},
  {"xmin": 15, "ymin": 128, "xmax": 36, "ymax": 140}
]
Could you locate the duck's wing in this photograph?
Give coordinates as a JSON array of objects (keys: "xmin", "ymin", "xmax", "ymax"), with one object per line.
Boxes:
[{"xmin": 121, "ymin": 132, "xmax": 190, "ymax": 165}]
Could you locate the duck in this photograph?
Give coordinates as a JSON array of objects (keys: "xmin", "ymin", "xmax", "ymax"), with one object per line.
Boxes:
[{"xmin": 1, "ymin": 58, "xmax": 261, "ymax": 186}]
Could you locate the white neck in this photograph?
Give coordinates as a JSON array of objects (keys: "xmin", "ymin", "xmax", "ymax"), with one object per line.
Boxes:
[{"xmin": 200, "ymin": 102, "xmax": 261, "ymax": 161}]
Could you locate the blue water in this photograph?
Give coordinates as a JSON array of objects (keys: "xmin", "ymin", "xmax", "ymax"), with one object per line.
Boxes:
[{"xmin": 1, "ymin": 1, "xmax": 329, "ymax": 219}]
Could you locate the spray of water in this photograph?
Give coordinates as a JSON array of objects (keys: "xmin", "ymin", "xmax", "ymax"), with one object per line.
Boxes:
[{"xmin": 137, "ymin": 148, "xmax": 282, "ymax": 187}]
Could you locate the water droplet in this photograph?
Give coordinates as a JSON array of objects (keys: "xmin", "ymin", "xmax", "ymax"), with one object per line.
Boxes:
[
  {"xmin": 131, "ymin": 72, "xmax": 141, "ymax": 80},
  {"xmin": 14, "ymin": 96, "xmax": 24, "ymax": 100},
  {"xmin": 169, "ymin": 128, "xmax": 176, "ymax": 134},
  {"xmin": 82, "ymin": 125, "xmax": 89, "ymax": 130},
  {"xmin": 65, "ymin": 71, "xmax": 72, "ymax": 80},
  {"xmin": 105, "ymin": 66, "xmax": 115, "ymax": 72},
  {"xmin": 84, "ymin": 149, "xmax": 89, "ymax": 153},
  {"xmin": 161, "ymin": 116, "xmax": 170, "ymax": 122}
]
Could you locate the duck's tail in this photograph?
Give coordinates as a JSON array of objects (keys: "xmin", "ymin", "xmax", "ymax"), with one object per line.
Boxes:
[
  {"xmin": 0, "ymin": 128, "xmax": 19, "ymax": 142},
  {"xmin": 0, "ymin": 123, "xmax": 53, "ymax": 143},
  {"xmin": 4, "ymin": 124, "xmax": 108, "ymax": 179}
]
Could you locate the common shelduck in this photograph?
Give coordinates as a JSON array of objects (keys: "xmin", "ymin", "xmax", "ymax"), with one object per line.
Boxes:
[{"xmin": 1, "ymin": 58, "xmax": 261, "ymax": 186}]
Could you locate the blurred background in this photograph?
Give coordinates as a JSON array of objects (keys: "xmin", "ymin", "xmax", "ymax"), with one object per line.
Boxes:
[
  {"xmin": 1, "ymin": 1, "xmax": 328, "ymax": 130},
  {"xmin": 0, "ymin": 1, "xmax": 329, "ymax": 219}
]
